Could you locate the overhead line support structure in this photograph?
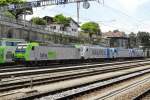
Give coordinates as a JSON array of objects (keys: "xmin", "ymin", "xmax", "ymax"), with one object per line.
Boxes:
[{"xmin": 0, "ymin": 0, "xmax": 96, "ymax": 12}]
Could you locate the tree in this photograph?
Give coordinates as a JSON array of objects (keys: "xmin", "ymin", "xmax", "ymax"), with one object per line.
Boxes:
[
  {"xmin": 137, "ymin": 31, "xmax": 150, "ymax": 48},
  {"xmin": 81, "ymin": 22, "xmax": 101, "ymax": 38},
  {"xmin": 4, "ymin": 11, "xmax": 15, "ymax": 19},
  {"xmin": 9, "ymin": 8, "xmax": 33, "ymax": 19},
  {"xmin": 129, "ymin": 32, "xmax": 137, "ymax": 48},
  {"xmin": 53, "ymin": 14, "xmax": 70, "ymax": 26},
  {"xmin": 113, "ymin": 29, "xmax": 119, "ymax": 33},
  {"xmin": 0, "ymin": 0, "xmax": 33, "ymax": 20},
  {"xmin": 0, "ymin": 0, "xmax": 25, "ymax": 5},
  {"xmin": 31, "ymin": 17, "xmax": 47, "ymax": 25}
]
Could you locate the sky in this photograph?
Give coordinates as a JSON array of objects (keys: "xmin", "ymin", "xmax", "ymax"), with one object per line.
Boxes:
[{"xmin": 26, "ymin": 0, "xmax": 150, "ymax": 34}]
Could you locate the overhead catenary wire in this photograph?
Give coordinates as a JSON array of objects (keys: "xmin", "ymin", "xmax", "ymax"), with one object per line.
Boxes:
[
  {"xmin": 97, "ymin": 1, "xmax": 150, "ymax": 32},
  {"xmin": 50, "ymin": 7, "xmax": 133, "ymax": 32}
]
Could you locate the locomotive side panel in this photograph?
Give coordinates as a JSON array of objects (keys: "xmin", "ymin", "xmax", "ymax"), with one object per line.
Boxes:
[
  {"xmin": 81, "ymin": 46, "xmax": 107, "ymax": 59},
  {"xmin": 28, "ymin": 46, "xmax": 80, "ymax": 61},
  {"xmin": 117, "ymin": 49, "xmax": 130, "ymax": 58}
]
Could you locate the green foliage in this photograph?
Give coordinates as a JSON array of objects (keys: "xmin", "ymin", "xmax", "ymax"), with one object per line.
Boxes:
[
  {"xmin": 53, "ymin": 14, "xmax": 70, "ymax": 26},
  {"xmin": 81, "ymin": 22, "xmax": 101, "ymax": 38},
  {"xmin": 137, "ymin": 31, "xmax": 150, "ymax": 48},
  {"xmin": 113, "ymin": 29, "xmax": 119, "ymax": 33},
  {"xmin": 0, "ymin": 0, "xmax": 26, "ymax": 5},
  {"xmin": 10, "ymin": 7, "xmax": 33, "ymax": 19},
  {"xmin": 129, "ymin": 32, "xmax": 137, "ymax": 48},
  {"xmin": 4, "ymin": 11, "xmax": 15, "ymax": 19},
  {"xmin": 31, "ymin": 17, "xmax": 47, "ymax": 25},
  {"xmin": 0, "ymin": 0, "xmax": 31, "ymax": 20}
]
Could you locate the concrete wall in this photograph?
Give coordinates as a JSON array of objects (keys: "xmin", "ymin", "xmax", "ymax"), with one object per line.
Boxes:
[
  {"xmin": 0, "ymin": 23, "xmax": 44, "ymax": 41},
  {"xmin": 0, "ymin": 14, "xmax": 89, "ymax": 44},
  {"xmin": 0, "ymin": 23, "xmax": 87, "ymax": 44}
]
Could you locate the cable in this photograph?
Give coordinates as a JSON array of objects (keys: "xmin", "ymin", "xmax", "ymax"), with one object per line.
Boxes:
[
  {"xmin": 98, "ymin": 1, "xmax": 150, "ymax": 32},
  {"xmin": 28, "ymin": 0, "xmax": 141, "ymax": 31},
  {"xmin": 51, "ymin": 7, "xmax": 134, "ymax": 32}
]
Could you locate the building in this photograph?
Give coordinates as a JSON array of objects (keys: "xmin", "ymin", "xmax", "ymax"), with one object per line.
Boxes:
[
  {"xmin": 102, "ymin": 31, "xmax": 129, "ymax": 48},
  {"xmin": 44, "ymin": 16, "xmax": 79, "ymax": 37},
  {"xmin": 66, "ymin": 18, "xmax": 80, "ymax": 36}
]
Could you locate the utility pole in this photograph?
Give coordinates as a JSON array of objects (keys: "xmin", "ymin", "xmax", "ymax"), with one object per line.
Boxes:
[
  {"xmin": 77, "ymin": 0, "xmax": 92, "ymax": 24},
  {"xmin": 23, "ymin": 9, "xmax": 26, "ymax": 27},
  {"xmin": 77, "ymin": 1, "xmax": 80, "ymax": 24}
]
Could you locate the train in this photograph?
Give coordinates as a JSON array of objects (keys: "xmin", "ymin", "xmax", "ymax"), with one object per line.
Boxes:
[
  {"xmin": 0, "ymin": 38, "xmax": 26, "ymax": 63},
  {"xmin": 13, "ymin": 42, "xmax": 149, "ymax": 65},
  {"xmin": 0, "ymin": 38, "xmax": 148, "ymax": 65}
]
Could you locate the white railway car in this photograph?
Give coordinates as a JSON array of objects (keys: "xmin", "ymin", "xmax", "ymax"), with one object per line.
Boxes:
[
  {"xmin": 108, "ymin": 48, "xmax": 118, "ymax": 58},
  {"xmin": 78, "ymin": 45, "xmax": 108, "ymax": 59},
  {"xmin": 130, "ymin": 48, "xmax": 144, "ymax": 58},
  {"xmin": 116, "ymin": 48, "xmax": 144, "ymax": 58}
]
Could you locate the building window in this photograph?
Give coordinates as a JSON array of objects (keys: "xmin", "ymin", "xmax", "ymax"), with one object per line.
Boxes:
[
  {"xmin": 72, "ymin": 29, "xmax": 77, "ymax": 32},
  {"xmin": 60, "ymin": 27, "xmax": 65, "ymax": 31},
  {"xmin": 51, "ymin": 26, "xmax": 56, "ymax": 29},
  {"xmin": 53, "ymin": 26, "xmax": 56, "ymax": 29}
]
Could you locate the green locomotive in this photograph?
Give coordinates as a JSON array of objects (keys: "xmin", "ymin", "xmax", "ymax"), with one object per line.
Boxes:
[{"xmin": 0, "ymin": 38, "xmax": 25, "ymax": 63}]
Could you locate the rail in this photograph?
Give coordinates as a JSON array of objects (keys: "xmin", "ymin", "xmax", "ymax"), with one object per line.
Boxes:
[
  {"xmin": 17, "ymin": 66, "xmax": 150, "ymax": 100},
  {"xmin": 0, "ymin": 60, "xmax": 150, "ymax": 99},
  {"xmin": 133, "ymin": 88, "xmax": 150, "ymax": 100}
]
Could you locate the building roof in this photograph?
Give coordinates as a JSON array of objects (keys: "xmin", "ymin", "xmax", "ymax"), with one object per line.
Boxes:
[
  {"xmin": 42, "ymin": 16, "xmax": 79, "ymax": 27},
  {"xmin": 102, "ymin": 31, "xmax": 127, "ymax": 38},
  {"xmin": 43, "ymin": 16, "xmax": 53, "ymax": 24},
  {"xmin": 69, "ymin": 18, "xmax": 80, "ymax": 27}
]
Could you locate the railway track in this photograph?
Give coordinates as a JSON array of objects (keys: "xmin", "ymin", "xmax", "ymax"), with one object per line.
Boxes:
[
  {"xmin": 0, "ymin": 62, "xmax": 148, "ymax": 92},
  {"xmin": 133, "ymin": 88, "xmax": 150, "ymax": 100},
  {"xmin": 17, "ymin": 65, "xmax": 150, "ymax": 100},
  {"xmin": 95, "ymin": 74, "xmax": 150, "ymax": 100},
  {"xmin": 1, "ymin": 59, "xmax": 150, "ymax": 79},
  {"xmin": 0, "ymin": 58, "xmax": 149, "ymax": 73},
  {"xmin": 0, "ymin": 61, "xmax": 118, "ymax": 73},
  {"xmin": 0, "ymin": 59, "xmax": 150, "ymax": 100},
  {"xmin": 0, "ymin": 59, "xmax": 150, "ymax": 81},
  {"xmin": 0, "ymin": 62, "xmax": 105, "ymax": 73}
]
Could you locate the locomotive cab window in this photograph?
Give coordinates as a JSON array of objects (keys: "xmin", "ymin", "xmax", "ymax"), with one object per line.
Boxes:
[
  {"xmin": 16, "ymin": 44, "xmax": 27, "ymax": 50},
  {"xmin": 13, "ymin": 42, "xmax": 21, "ymax": 46},
  {"xmin": 16, "ymin": 46, "xmax": 22, "ymax": 50}
]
